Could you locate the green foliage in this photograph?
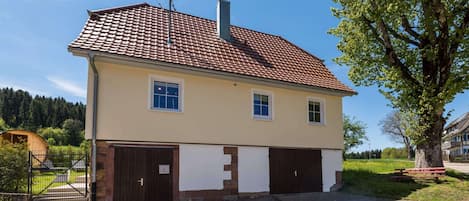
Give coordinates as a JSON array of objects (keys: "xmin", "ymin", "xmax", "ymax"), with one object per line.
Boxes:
[
  {"xmin": 0, "ymin": 118, "xmax": 8, "ymax": 132},
  {"xmin": 382, "ymin": 147, "xmax": 408, "ymax": 159},
  {"xmin": 62, "ymin": 119, "xmax": 84, "ymax": 146},
  {"xmin": 37, "ymin": 120, "xmax": 85, "ymax": 146},
  {"xmin": 345, "ymin": 149, "xmax": 382, "ymax": 159},
  {"xmin": 0, "ymin": 87, "xmax": 85, "ymax": 131},
  {"xmin": 46, "ymin": 138, "xmax": 56, "ymax": 146},
  {"xmin": 37, "ymin": 127, "xmax": 67, "ymax": 146},
  {"xmin": 47, "ymin": 146, "xmax": 86, "ymax": 167},
  {"xmin": 343, "ymin": 114, "xmax": 368, "ymax": 153},
  {"xmin": 330, "ymin": 0, "xmax": 469, "ymax": 150},
  {"xmin": 0, "ymin": 139, "xmax": 28, "ymax": 193},
  {"xmin": 80, "ymin": 140, "xmax": 90, "ymax": 155}
]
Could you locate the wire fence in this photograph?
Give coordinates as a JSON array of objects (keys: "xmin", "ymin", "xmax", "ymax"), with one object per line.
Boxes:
[{"xmin": 0, "ymin": 151, "xmax": 89, "ymax": 201}]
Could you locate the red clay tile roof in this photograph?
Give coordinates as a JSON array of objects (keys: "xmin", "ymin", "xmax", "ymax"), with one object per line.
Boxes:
[{"xmin": 69, "ymin": 3, "xmax": 355, "ymax": 95}]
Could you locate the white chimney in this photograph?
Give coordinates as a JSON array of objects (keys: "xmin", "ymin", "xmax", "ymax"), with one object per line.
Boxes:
[{"xmin": 217, "ymin": 0, "xmax": 231, "ymax": 41}]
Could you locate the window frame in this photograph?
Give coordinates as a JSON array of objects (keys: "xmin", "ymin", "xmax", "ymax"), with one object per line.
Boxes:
[
  {"xmin": 307, "ymin": 97, "xmax": 325, "ymax": 125},
  {"xmin": 251, "ymin": 89, "xmax": 274, "ymax": 121},
  {"xmin": 148, "ymin": 74, "xmax": 184, "ymax": 113}
]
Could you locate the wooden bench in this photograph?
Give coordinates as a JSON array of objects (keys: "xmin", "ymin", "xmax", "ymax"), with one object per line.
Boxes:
[
  {"xmin": 406, "ymin": 167, "xmax": 446, "ymax": 176},
  {"xmin": 391, "ymin": 167, "xmax": 446, "ymax": 182},
  {"xmin": 391, "ymin": 168, "xmax": 412, "ymax": 181},
  {"xmin": 407, "ymin": 167, "xmax": 446, "ymax": 182}
]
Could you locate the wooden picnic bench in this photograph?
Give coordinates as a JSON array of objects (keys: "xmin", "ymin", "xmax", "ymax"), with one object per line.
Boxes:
[
  {"xmin": 391, "ymin": 168, "xmax": 412, "ymax": 181},
  {"xmin": 406, "ymin": 167, "xmax": 446, "ymax": 176},
  {"xmin": 391, "ymin": 167, "xmax": 446, "ymax": 182}
]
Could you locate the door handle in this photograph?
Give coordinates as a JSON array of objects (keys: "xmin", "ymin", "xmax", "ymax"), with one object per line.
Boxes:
[
  {"xmin": 294, "ymin": 170, "xmax": 297, "ymax": 177},
  {"xmin": 137, "ymin": 178, "xmax": 144, "ymax": 186}
]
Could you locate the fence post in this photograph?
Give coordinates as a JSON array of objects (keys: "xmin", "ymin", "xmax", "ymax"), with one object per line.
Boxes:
[
  {"xmin": 85, "ymin": 153, "xmax": 88, "ymax": 197},
  {"xmin": 28, "ymin": 151, "xmax": 32, "ymax": 200}
]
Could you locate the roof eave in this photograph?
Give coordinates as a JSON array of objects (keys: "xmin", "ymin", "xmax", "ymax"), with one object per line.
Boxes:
[{"xmin": 69, "ymin": 47, "xmax": 357, "ymax": 97}]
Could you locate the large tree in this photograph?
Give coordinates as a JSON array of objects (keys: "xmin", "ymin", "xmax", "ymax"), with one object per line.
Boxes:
[
  {"xmin": 379, "ymin": 111, "xmax": 415, "ymax": 160},
  {"xmin": 330, "ymin": 0, "xmax": 469, "ymax": 167},
  {"xmin": 63, "ymin": 119, "xmax": 84, "ymax": 146},
  {"xmin": 343, "ymin": 115, "xmax": 368, "ymax": 154}
]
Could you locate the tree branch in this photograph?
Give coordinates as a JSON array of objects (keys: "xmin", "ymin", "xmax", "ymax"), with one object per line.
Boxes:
[
  {"xmin": 434, "ymin": 0, "xmax": 450, "ymax": 87},
  {"xmin": 375, "ymin": 18, "xmax": 422, "ymax": 87},
  {"xmin": 366, "ymin": 1, "xmax": 422, "ymax": 88},
  {"xmin": 362, "ymin": 16, "xmax": 385, "ymax": 46},
  {"xmin": 386, "ymin": 24, "xmax": 421, "ymax": 47},
  {"xmin": 449, "ymin": 7, "xmax": 469, "ymax": 57},
  {"xmin": 401, "ymin": 15, "xmax": 422, "ymax": 40}
]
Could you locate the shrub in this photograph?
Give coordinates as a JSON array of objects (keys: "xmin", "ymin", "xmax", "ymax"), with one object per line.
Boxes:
[
  {"xmin": 37, "ymin": 127, "xmax": 67, "ymax": 146},
  {"xmin": 0, "ymin": 139, "xmax": 28, "ymax": 193},
  {"xmin": 0, "ymin": 118, "xmax": 9, "ymax": 132},
  {"xmin": 47, "ymin": 146, "xmax": 86, "ymax": 167}
]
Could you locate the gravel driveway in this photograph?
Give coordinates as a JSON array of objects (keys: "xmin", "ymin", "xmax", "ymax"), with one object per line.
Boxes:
[
  {"xmin": 238, "ymin": 192, "xmax": 393, "ymax": 201},
  {"xmin": 444, "ymin": 162, "xmax": 469, "ymax": 174}
]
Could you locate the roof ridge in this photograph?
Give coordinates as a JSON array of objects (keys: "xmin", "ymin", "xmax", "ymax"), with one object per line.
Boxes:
[
  {"xmin": 90, "ymin": 2, "xmax": 281, "ymax": 39},
  {"xmin": 89, "ymin": 2, "xmax": 150, "ymax": 14},
  {"xmin": 145, "ymin": 4, "xmax": 281, "ymax": 38}
]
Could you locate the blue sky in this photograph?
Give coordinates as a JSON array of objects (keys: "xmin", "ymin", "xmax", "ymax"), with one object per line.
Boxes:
[{"xmin": 0, "ymin": 0, "xmax": 467, "ymax": 151}]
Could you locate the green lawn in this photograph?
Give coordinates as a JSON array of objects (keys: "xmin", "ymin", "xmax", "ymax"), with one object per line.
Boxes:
[
  {"xmin": 32, "ymin": 170, "xmax": 86, "ymax": 195},
  {"xmin": 342, "ymin": 159, "xmax": 469, "ymax": 201}
]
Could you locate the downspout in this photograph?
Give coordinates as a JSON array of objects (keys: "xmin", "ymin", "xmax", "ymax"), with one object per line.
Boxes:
[{"xmin": 88, "ymin": 53, "xmax": 98, "ymax": 201}]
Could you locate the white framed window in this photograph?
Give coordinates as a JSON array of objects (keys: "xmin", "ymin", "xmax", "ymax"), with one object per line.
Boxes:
[
  {"xmin": 149, "ymin": 75, "xmax": 184, "ymax": 112},
  {"xmin": 307, "ymin": 97, "xmax": 325, "ymax": 125},
  {"xmin": 252, "ymin": 89, "xmax": 273, "ymax": 120}
]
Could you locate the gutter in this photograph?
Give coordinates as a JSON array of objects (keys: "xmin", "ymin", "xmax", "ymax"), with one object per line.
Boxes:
[{"xmin": 88, "ymin": 53, "xmax": 98, "ymax": 201}]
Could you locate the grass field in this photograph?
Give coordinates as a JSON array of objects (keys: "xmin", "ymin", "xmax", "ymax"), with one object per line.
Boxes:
[{"xmin": 342, "ymin": 159, "xmax": 469, "ymax": 201}]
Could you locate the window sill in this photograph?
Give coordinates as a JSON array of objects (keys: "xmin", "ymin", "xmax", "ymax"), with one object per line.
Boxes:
[
  {"xmin": 308, "ymin": 122, "xmax": 325, "ymax": 126},
  {"xmin": 253, "ymin": 116, "xmax": 273, "ymax": 121},
  {"xmin": 148, "ymin": 107, "xmax": 183, "ymax": 113}
]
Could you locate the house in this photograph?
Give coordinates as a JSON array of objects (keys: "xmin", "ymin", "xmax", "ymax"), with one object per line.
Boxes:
[
  {"xmin": 0, "ymin": 130, "xmax": 49, "ymax": 162},
  {"xmin": 68, "ymin": 1, "xmax": 356, "ymax": 201},
  {"xmin": 442, "ymin": 112, "xmax": 469, "ymax": 161}
]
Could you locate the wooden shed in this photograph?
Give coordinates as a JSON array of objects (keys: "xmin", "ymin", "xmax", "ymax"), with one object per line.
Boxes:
[{"xmin": 0, "ymin": 130, "xmax": 49, "ymax": 156}]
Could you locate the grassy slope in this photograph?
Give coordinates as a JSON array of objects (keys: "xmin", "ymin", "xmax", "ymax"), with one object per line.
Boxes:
[{"xmin": 342, "ymin": 159, "xmax": 469, "ymax": 201}]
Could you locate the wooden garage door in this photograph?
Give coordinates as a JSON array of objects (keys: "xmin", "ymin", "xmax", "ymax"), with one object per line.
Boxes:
[
  {"xmin": 114, "ymin": 147, "xmax": 173, "ymax": 201},
  {"xmin": 269, "ymin": 148, "xmax": 322, "ymax": 194}
]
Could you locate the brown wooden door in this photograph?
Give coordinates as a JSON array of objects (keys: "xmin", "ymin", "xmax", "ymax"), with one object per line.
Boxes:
[
  {"xmin": 114, "ymin": 147, "xmax": 146, "ymax": 201},
  {"xmin": 114, "ymin": 147, "xmax": 173, "ymax": 201},
  {"xmin": 144, "ymin": 148, "xmax": 173, "ymax": 201},
  {"xmin": 269, "ymin": 148, "xmax": 322, "ymax": 194}
]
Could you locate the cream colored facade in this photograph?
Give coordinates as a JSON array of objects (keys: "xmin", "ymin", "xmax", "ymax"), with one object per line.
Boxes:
[{"xmin": 85, "ymin": 59, "xmax": 344, "ymax": 150}]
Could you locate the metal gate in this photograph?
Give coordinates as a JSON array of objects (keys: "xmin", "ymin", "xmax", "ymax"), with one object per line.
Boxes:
[{"xmin": 29, "ymin": 151, "xmax": 89, "ymax": 201}]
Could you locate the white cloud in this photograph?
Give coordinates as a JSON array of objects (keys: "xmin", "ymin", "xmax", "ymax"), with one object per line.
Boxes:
[{"xmin": 47, "ymin": 77, "xmax": 86, "ymax": 98}]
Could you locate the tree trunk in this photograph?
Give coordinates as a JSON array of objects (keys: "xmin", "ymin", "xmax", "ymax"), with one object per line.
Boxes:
[
  {"xmin": 415, "ymin": 113, "xmax": 445, "ymax": 168},
  {"xmin": 406, "ymin": 145, "xmax": 412, "ymax": 160}
]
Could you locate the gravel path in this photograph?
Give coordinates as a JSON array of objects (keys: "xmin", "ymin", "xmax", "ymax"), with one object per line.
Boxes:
[{"xmin": 444, "ymin": 162, "xmax": 469, "ymax": 174}]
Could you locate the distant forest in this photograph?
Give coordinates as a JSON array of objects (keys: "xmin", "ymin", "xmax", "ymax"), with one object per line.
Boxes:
[{"xmin": 0, "ymin": 87, "xmax": 85, "ymax": 131}]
